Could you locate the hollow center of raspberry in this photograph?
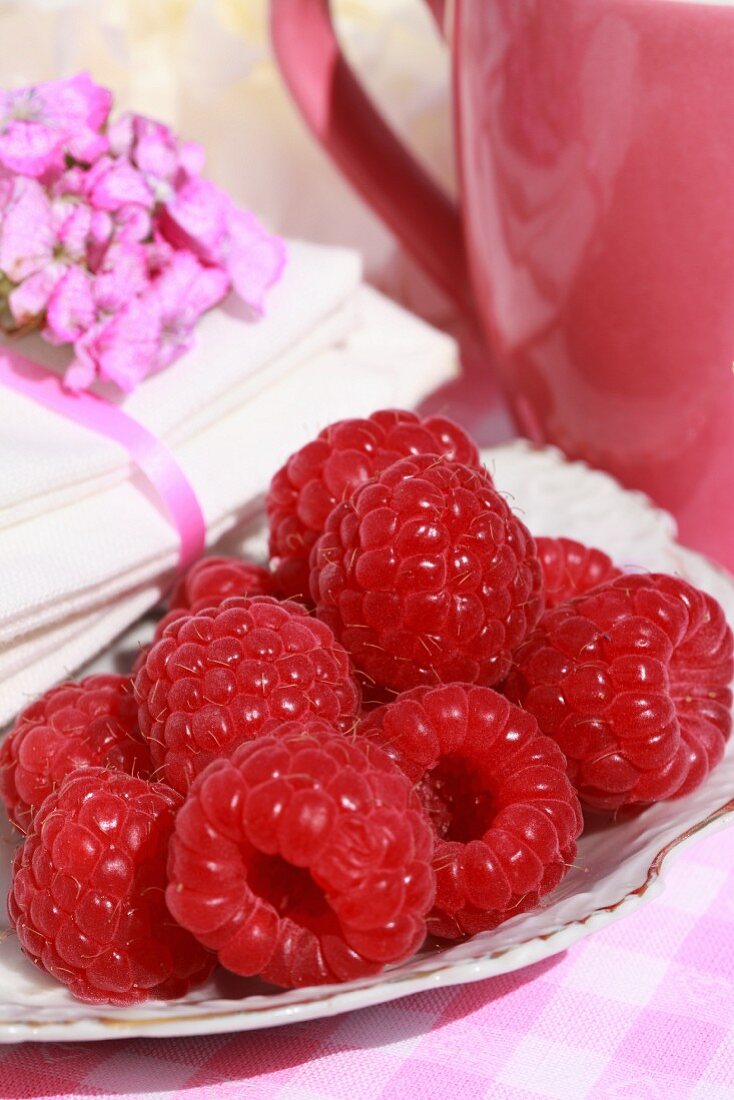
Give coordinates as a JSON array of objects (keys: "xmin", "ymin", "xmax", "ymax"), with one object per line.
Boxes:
[
  {"xmin": 417, "ymin": 754, "xmax": 495, "ymax": 843},
  {"xmin": 248, "ymin": 853, "xmax": 335, "ymax": 934}
]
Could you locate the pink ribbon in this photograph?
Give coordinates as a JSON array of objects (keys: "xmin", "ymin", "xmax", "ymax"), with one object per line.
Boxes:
[{"xmin": 0, "ymin": 347, "xmax": 206, "ymax": 570}]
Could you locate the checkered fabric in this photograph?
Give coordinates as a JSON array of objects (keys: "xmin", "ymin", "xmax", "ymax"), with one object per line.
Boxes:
[{"xmin": 1, "ymin": 825, "xmax": 732, "ymax": 1100}]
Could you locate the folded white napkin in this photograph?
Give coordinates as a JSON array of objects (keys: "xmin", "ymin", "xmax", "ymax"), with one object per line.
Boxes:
[
  {"xmin": 0, "ymin": 275, "xmax": 459, "ymax": 725},
  {"xmin": 0, "ymin": 240, "xmax": 362, "ymax": 528}
]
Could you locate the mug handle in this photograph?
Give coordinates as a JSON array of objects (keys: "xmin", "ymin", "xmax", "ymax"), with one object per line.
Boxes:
[{"xmin": 270, "ymin": 0, "xmax": 475, "ymax": 319}]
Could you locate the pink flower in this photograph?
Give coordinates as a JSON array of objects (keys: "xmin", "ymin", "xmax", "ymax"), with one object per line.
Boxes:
[
  {"xmin": 45, "ymin": 266, "xmax": 95, "ymax": 344},
  {"xmin": 0, "ymin": 73, "xmax": 288, "ymax": 393},
  {"xmin": 145, "ymin": 231, "xmax": 176, "ymax": 276},
  {"xmin": 159, "ymin": 177, "xmax": 227, "ymax": 260},
  {"xmin": 84, "ymin": 155, "xmax": 154, "ymax": 212},
  {"xmin": 9, "ymin": 267, "xmax": 62, "ymax": 329},
  {"xmin": 161, "ymin": 178, "xmax": 286, "ymax": 314},
  {"xmin": 87, "ymin": 205, "xmax": 152, "ymax": 273},
  {"xmin": 226, "ymin": 207, "xmax": 287, "ymax": 314},
  {"xmin": 50, "ymin": 166, "xmax": 87, "ymax": 200},
  {"xmin": 0, "ymin": 74, "xmax": 111, "ymax": 177},
  {"xmin": 50, "ymin": 160, "xmax": 152, "ymax": 273},
  {"xmin": 108, "ymin": 111, "xmax": 205, "ymax": 197},
  {"xmin": 0, "ymin": 177, "xmax": 94, "ymax": 331},
  {"xmin": 66, "ymin": 297, "xmax": 161, "ymax": 393},
  {"xmin": 178, "ymin": 141, "xmax": 206, "ymax": 179},
  {"xmin": 92, "ymin": 240, "xmax": 150, "ymax": 312},
  {"xmin": 0, "ymin": 177, "xmax": 54, "ymax": 284},
  {"xmin": 51, "ymin": 201, "xmax": 92, "ymax": 262},
  {"xmin": 64, "ymin": 249, "xmax": 229, "ymax": 390},
  {"xmin": 145, "ymin": 250, "xmax": 229, "ymax": 369}
]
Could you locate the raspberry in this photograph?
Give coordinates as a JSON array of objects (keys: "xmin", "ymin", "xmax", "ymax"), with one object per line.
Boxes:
[
  {"xmin": 267, "ymin": 408, "xmax": 480, "ymax": 600},
  {"xmin": 133, "ymin": 561, "xmax": 278, "ymax": 679},
  {"xmin": 166, "ymin": 718, "xmax": 435, "ymax": 987},
  {"xmin": 359, "ymin": 684, "xmax": 582, "ymax": 938},
  {"xmin": 134, "ymin": 595, "xmax": 361, "ymax": 793},
  {"xmin": 0, "ymin": 675, "xmax": 150, "ymax": 835},
  {"xmin": 503, "ymin": 573, "xmax": 734, "ymax": 810},
  {"xmin": 310, "ymin": 455, "xmax": 543, "ymax": 694},
  {"xmin": 131, "ymin": 608, "xmax": 190, "ymax": 679},
  {"xmin": 7, "ymin": 767, "xmax": 214, "ymax": 1005},
  {"xmin": 169, "ymin": 555, "xmax": 276, "ymax": 611},
  {"xmin": 536, "ymin": 537, "xmax": 622, "ymax": 608}
]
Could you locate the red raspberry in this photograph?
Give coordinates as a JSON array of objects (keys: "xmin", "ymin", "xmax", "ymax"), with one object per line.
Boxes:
[
  {"xmin": 166, "ymin": 718, "xmax": 434, "ymax": 987},
  {"xmin": 359, "ymin": 684, "xmax": 582, "ymax": 939},
  {"xmin": 131, "ymin": 608, "xmax": 191, "ymax": 680},
  {"xmin": 132, "ymin": 562, "xmax": 279, "ymax": 679},
  {"xmin": 8, "ymin": 767, "xmax": 214, "ymax": 1005},
  {"xmin": 503, "ymin": 574, "xmax": 733, "ymax": 810},
  {"xmin": 267, "ymin": 408, "xmax": 481, "ymax": 600},
  {"xmin": 0, "ymin": 675, "xmax": 150, "ymax": 835},
  {"xmin": 536, "ymin": 536, "xmax": 622, "ymax": 608},
  {"xmin": 169, "ymin": 555, "xmax": 276, "ymax": 611},
  {"xmin": 310, "ymin": 455, "xmax": 543, "ymax": 694},
  {"xmin": 134, "ymin": 595, "xmax": 361, "ymax": 793},
  {"xmin": 132, "ymin": 562, "xmax": 277, "ymax": 679}
]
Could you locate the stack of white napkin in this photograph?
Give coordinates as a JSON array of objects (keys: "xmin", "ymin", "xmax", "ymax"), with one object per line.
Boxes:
[{"xmin": 0, "ymin": 241, "xmax": 459, "ymax": 725}]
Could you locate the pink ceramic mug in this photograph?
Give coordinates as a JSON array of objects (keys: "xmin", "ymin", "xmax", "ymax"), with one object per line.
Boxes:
[{"xmin": 271, "ymin": 0, "xmax": 734, "ymax": 571}]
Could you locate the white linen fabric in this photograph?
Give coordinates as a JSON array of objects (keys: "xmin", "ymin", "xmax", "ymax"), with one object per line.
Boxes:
[
  {"xmin": 0, "ymin": 270, "xmax": 458, "ymax": 724},
  {"xmin": 0, "ymin": 240, "xmax": 362, "ymax": 527}
]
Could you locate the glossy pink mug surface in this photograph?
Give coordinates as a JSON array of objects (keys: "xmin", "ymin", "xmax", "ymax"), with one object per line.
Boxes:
[{"xmin": 271, "ymin": 0, "xmax": 734, "ymax": 570}]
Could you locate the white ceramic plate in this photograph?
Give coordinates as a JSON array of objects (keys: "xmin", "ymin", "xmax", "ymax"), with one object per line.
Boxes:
[{"xmin": 1, "ymin": 442, "xmax": 732, "ymax": 1043}]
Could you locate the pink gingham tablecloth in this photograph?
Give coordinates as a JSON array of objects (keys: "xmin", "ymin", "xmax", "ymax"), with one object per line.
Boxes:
[{"xmin": 1, "ymin": 824, "xmax": 732, "ymax": 1100}]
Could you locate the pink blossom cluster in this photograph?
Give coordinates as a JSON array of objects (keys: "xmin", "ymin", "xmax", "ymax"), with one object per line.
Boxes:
[{"xmin": 0, "ymin": 74, "xmax": 286, "ymax": 392}]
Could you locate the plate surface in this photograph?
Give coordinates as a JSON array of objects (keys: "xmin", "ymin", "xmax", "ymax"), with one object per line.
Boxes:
[{"xmin": 1, "ymin": 442, "xmax": 732, "ymax": 1042}]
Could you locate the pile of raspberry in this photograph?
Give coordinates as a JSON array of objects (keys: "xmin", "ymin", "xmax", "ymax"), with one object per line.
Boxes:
[{"xmin": 2, "ymin": 408, "xmax": 732, "ymax": 1006}]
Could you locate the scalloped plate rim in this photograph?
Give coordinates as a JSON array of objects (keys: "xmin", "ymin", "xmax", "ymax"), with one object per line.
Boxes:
[
  {"xmin": 2, "ymin": 441, "xmax": 733, "ymax": 1043},
  {"xmin": 1, "ymin": 793, "xmax": 732, "ymax": 1043}
]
